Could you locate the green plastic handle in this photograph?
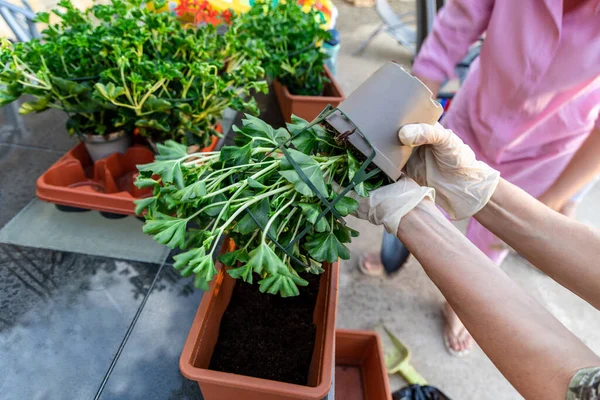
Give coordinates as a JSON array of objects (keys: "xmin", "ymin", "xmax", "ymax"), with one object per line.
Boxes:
[{"xmin": 399, "ymin": 363, "xmax": 428, "ymax": 386}]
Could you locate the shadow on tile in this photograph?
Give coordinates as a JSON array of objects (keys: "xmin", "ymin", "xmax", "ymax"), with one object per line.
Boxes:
[
  {"xmin": 98, "ymin": 265, "xmax": 204, "ymax": 400},
  {"xmin": 0, "ymin": 243, "xmax": 161, "ymax": 400}
]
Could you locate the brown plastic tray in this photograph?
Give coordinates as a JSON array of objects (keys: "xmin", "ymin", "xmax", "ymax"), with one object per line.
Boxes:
[
  {"xmin": 36, "ymin": 130, "xmax": 219, "ymax": 215},
  {"xmin": 335, "ymin": 329, "xmax": 392, "ymax": 400},
  {"xmin": 180, "ymin": 240, "xmax": 339, "ymax": 400}
]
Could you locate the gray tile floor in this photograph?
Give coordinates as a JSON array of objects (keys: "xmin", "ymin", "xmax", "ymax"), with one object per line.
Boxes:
[
  {"xmin": 0, "ymin": 243, "xmax": 162, "ymax": 399},
  {"xmin": 0, "ymin": 88, "xmax": 333, "ymax": 400}
]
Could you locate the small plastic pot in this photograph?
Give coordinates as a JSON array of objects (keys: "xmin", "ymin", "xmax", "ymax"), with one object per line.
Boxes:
[
  {"xmin": 81, "ymin": 131, "xmax": 131, "ymax": 163},
  {"xmin": 273, "ymin": 66, "xmax": 345, "ymax": 123},
  {"xmin": 180, "ymin": 248, "xmax": 339, "ymax": 400},
  {"xmin": 335, "ymin": 329, "xmax": 392, "ymax": 400}
]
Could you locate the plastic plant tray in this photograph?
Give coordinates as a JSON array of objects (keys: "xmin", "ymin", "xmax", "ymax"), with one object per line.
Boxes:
[{"xmin": 36, "ymin": 131, "xmax": 219, "ymax": 216}]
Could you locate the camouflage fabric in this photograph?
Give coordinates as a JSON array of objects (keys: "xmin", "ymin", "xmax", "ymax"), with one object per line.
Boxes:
[{"xmin": 567, "ymin": 367, "xmax": 600, "ymax": 400}]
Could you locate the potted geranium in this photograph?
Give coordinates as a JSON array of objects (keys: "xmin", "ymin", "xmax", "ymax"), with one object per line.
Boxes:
[
  {"xmin": 238, "ymin": 0, "xmax": 344, "ymax": 122},
  {"xmin": 135, "ymin": 115, "xmax": 385, "ymax": 398},
  {"xmin": 0, "ymin": 0, "xmax": 266, "ymax": 161}
]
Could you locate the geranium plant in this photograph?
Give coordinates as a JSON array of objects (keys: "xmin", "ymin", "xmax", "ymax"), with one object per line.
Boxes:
[
  {"xmin": 238, "ymin": 0, "xmax": 330, "ymax": 96},
  {"xmin": 0, "ymin": 0, "xmax": 267, "ymax": 146},
  {"xmin": 135, "ymin": 115, "xmax": 384, "ymax": 296}
]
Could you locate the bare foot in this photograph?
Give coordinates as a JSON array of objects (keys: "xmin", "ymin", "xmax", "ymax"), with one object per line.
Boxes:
[
  {"xmin": 358, "ymin": 252, "xmax": 384, "ymax": 276},
  {"xmin": 442, "ymin": 303, "xmax": 473, "ymax": 356}
]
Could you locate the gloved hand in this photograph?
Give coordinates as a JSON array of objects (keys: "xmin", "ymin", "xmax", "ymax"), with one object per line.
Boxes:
[
  {"xmin": 340, "ymin": 177, "xmax": 435, "ymax": 235},
  {"xmin": 398, "ymin": 123, "xmax": 500, "ymax": 220}
]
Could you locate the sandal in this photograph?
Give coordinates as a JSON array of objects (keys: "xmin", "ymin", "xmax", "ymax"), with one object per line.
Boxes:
[
  {"xmin": 442, "ymin": 304, "xmax": 473, "ymax": 357},
  {"xmin": 358, "ymin": 252, "xmax": 385, "ymax": 276}
]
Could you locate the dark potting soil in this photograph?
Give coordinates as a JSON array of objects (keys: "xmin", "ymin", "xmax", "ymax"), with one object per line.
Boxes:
[{"xmin": 208, "ymin": 273, "xmax": 321, "ymax": 385}]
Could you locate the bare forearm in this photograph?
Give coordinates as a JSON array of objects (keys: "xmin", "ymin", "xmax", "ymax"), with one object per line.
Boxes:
[
  {"xmin": 539, "ymin": 128, "xmax": 600, "ymax": 209},
  {"xmin": 476, "ymin": 179, "xmax": 600, "ymax": 309},
  {"xmin": 398, "ymin": 201, "xmax": 600, "ymax": 399}
]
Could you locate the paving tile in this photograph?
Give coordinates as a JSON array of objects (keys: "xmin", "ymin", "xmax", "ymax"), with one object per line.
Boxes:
[
  {"xmin": 0, "ymin": 101, "xmax": 78, "ymax": 152},
  {"xmin": 0, "ymin": 200, "xmax": 170, "ymax": 264},
  {"xmin": 98, "ymin": 265, "xmax": 204, "ymax": 400},
  {"xmin": 0, "ymin": 144, "xmax": 62, "ymax": 228},
  {"xmin": 0, "ymin": 243, "xmax": 160, "ymax": 400}
]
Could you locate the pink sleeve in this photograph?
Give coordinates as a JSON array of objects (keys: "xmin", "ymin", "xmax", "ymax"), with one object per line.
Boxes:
[{"xmin": 412, "ymin": 0, "xmax": 494, "ymax": 82}]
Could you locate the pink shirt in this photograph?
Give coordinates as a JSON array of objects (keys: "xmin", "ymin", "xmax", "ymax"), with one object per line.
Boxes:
[{"xmin": 413, "ymin": 0, "xmax": 600, "ymax": 198}]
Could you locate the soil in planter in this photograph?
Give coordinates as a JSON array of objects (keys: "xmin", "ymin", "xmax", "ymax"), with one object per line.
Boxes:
[{"xmin": 208, "ymin": 273, "xmax": 321, "ymax": 385}]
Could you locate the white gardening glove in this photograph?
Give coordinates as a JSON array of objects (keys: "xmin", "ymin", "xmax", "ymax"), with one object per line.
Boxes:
[
  {"xmin": 398, "ymin": 123, "xmax": 500, "ymax": 220},
  {"xmin": 341, "ymin": 177, "xmax": 435, "ymax": 235}
]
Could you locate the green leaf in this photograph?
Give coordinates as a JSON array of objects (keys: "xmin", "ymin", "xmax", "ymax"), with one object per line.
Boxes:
[
  {"xmin": 143, "ymin": 95, "xmax": 171, "ymax": 112},
  {"xmin": 133, "ymin": 196, "xmax": 157, "ymax": 215},
  {"xmin": 297, "ymin": 202, "xmax": 330, "ymax": 232},
  {"xmin": 218, "ymin": 248, "xmax": 250, "ymax": 266},
  {"xmin": 305, "ymin": 231, "xmax": 350, "ymax": 262},
  {"xmin": 174, "ymin": 180, "xmax": 206, "ymax": 201},
  {"xmin": 155, "ymin": 140, "xmax": 188, "ymax": 160},
  {"xmin": 136, "ymin": 118, "xmax": 170, "ymax": 133},
  {"xmin": 220, "ymin": 142, "xmax": 252, "ymax": 165},
  {"xmin": 137, "ymin": 158, "xmax": 182, "ymax": 185},
  {"xmin": 94, "ymin": 82, "xmax": 126, "ymax": 100},
  {"xmin": 258, "ymin": 272, "xmax": 308, "ymax": 297},
  {"xmin": 0, "ymin": 90, "xmax": 19, "ymax": 108},
  {"xmin": 33, "ymin": 11, "xmax": 50, "ymax": 23},
  {"xmin": 52, "ymin": 77, "xmax": 88, "ymax": 95},
  {"xmin": 279, "ymin": 149, "xmax": 328, "ymax": 197},
  {"xmin": 18, "ymin": 95, "xmax": 51, "ymax": 114},
  {"xmin": 247, "ymin": 178, "xmax": 267, "ymax": 190},
  {"xmin": 334, "ymin": 196, "xmax": 359, "ymax": 217},
  {"xmin": 246, "ymin": 242, "xmax": 287, "ymax": 276},
  {"xmin": 347, "ymin": 152, "xmax": 368, "ymax": 197},
  {"xmin": 173, "ymin": 247, "xmax": 205, "ymax": 276},
  {"xmin": 288, "ymin": 115, "xmax": 334, "ymax": 153},
  {"xmin": 204, "ymin": 193, "xmax": 227, "ymax": 217},
  {"xmin": 143, "ymin": 218, "xmax": 187, "ymax": 249},
  {"xmin": 234, "ymin": 198, "xmax": 276, "ymax": 236},
  {"xmin": 241, "ymin": 114, "xmax": 290, "ymax": 144},
  {"xmin": 227, "ymin": 264, "xmax": 253, "ymax": 283},
  {"xmin": 134, "ymin": 178, "xmax": 159, "ymax": 189},
  {"xmin": 334, "ymin": 225, "xmax": 360, "ymax": 243},
  {"xmin": 173, "ymin": 247, "xmax": 217, "ymax": 290}
]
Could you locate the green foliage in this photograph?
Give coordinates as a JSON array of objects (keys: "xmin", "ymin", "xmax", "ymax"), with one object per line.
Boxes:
[
  {"xmin": 238, "ymin": 0, "xmax": 330, "ymax": 96},
  {"xmin": 0, "ymin": 0, "xmax": 266, "ymax": 145},
  {"xmin": 136, "ymin": 115, "xmax": 384, "ymax": 297}
]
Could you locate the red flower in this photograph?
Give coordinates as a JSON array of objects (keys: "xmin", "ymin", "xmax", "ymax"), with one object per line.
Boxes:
[
  {"xmin": 174, "ymin": 0, "xmax": 193, "ymax": 16},
  {"xmin": 221, "ymin": 9, "xmax": 232, "ymax": 24},
  {"xmin": 194, "ymin": 9, "xmax": 206, "ymax": 24}
]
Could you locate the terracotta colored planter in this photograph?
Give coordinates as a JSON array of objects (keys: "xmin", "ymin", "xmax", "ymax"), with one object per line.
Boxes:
[
  {"xmin": 36, "ymin": 127, "xmax": 220, "ymax": 215},
  {"xmin": 273, "ymin": 66, "xmax": 345, "ymax": 123},
  {"xmin": 335, "ymin": 329, "xmax": 392, "ymax": 400},
  {"xmin": 180, "ymin": 255, "xmax": 339, "ymax": 400}
]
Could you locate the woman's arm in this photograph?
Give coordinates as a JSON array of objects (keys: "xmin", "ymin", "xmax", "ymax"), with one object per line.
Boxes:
[
  {"xmin": 398, "ymin": 200, "xmax": 600, "ymax": 400},
  {"xmin": 538, "ymin": 127, "xmax": 600, "ymax": 211},
  {"xmin": 398, "ymin": 122, "xmax": 600, "ymax": 308},
  {"xmin": 412, "ymin": 0, "xmax": 494, "ymax": 96},
  {"xmin": 475, "ymin": 179, "xmax": 600, "ymax": 310}
]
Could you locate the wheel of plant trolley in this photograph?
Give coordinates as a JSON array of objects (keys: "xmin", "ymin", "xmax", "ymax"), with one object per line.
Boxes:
[
  {"xmin": 99, "ymin": 211, "xmax": 128, "ymax": 219},
  {"xmin": 55, "ymin": 204, "xmax": 90, "ymax": 213}
]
